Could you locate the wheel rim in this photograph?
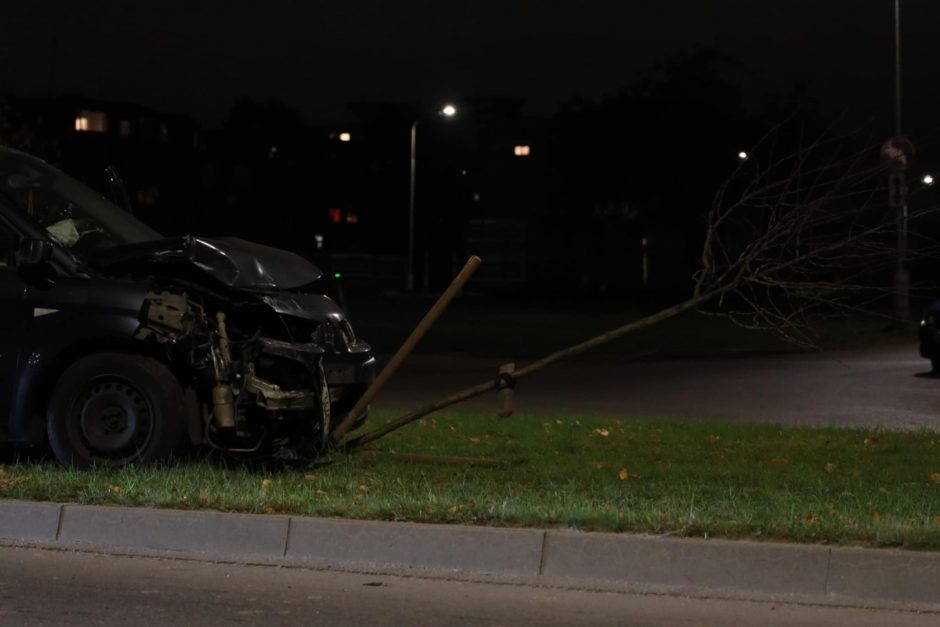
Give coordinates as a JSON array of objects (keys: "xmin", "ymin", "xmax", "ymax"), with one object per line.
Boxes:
[{"xmin": 72, "ymin": 377, "xmax": 154, "ymax": 462}]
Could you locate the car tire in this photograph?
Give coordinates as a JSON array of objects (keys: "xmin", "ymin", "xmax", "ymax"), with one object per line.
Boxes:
[{"xmin": 47, "ymin": 353, "xmax": 186, "ymax": 469}]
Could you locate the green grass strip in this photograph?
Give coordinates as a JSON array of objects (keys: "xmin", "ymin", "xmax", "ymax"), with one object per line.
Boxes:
[{"xmin": 3, "ymin": 412, "xmax": 940, "ymax": 550}]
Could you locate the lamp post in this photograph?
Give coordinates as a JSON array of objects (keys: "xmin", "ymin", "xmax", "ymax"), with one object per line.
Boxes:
[
  {"xmin": 407, "ymin": 103, "xmax": 457, "ymax": 293},
  {"xmin": 891, "ymin": 0, "xmax": 910, "ymax": 323}
]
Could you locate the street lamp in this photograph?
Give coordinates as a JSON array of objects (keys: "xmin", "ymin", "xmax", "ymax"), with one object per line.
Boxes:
[
  {"xmin": 407, "ymin": 103, "xmax": 458, "ymax": 293},
  {"xmin": 891, "ymin": 0, "xmax": 910, "ymax": 322}
]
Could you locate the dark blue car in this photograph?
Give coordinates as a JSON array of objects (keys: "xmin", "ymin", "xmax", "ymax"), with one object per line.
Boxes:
[
  {"xmin": 0, "ymin": 147, "xmax": 373, "ymax": 467},
  {"xmin": 919, "ymin": 301, "xmax": 940, "ymax": 370}
]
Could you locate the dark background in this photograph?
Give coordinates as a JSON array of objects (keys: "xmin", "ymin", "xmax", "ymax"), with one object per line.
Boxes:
[{"xmin": 1, "ymin": 1, "xmax": 938, "ymax": 297}]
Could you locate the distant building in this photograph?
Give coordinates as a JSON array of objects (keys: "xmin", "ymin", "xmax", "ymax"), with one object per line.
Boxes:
[{"xmin": 0, "ymin": 95, "xmax": 204, "ymax": 235}]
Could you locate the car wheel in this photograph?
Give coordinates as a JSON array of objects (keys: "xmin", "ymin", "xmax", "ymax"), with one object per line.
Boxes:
[{"xmin": 47, "ymin": 353, "xmax": 185, "ymax": 469}]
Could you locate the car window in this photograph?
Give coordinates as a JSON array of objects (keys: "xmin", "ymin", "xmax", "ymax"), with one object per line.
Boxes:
[{"xmin": 0, "ymin": 148, "xmax": 162, "ymax": 258}]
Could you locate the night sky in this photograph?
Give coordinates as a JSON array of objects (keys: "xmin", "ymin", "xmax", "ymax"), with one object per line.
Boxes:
[{"xmin": 3, "ymin": 1, "xmax": 940, "ymax": 141}]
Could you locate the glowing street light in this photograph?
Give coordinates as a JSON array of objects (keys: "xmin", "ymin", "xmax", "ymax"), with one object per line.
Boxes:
[
  {"xmin": 923, "ymin": 174, "xmax": 934, "ymax": 186},
  {"xmin": 737, "ymin": 151, "xmax": 749, "ymax": 161},
  {"xmin": 338, "ymin": 132, "xmax": 352, "ymax": 142},
  {"xmin": 408, "ymin": 103, "xmax": 459, "ymax": 292}
]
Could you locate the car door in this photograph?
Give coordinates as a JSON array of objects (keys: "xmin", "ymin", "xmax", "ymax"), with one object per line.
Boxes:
[{"xmin": 0, "ymin": 222, "xmax": 31, "ymax": 435}]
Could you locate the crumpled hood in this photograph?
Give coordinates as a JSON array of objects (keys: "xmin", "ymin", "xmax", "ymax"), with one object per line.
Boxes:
[{"xmin": 87, "ymin": 235, "xmax": 323, "ymax": 291}]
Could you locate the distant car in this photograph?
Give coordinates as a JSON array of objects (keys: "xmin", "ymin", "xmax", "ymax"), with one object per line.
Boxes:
[
  {"xmin": 919, "ymin": 301, "xmax": 940, "ymax": 370},
  {"xmin": 0, "ymin": 146, "xmax": 374, "ymax": 468}
]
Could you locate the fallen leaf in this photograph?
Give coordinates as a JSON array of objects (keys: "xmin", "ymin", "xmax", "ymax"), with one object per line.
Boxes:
[
  {"xmin": 468, "ymin": 437, "xmax": 481, "ymax": 444},
  {"xmin": 358, "ymin": 484, "xmax": 369, "ymax": 492},
  {"xmin": 594, "ymin": 428, "xmax": 610, "ymax": 437},
  {"xmin": 108, "ymin": 485, "xmax": 124, "ymax": 494},
  {"xmin": 466, "ymin": 500, "xmax": 476, "ymax": 509},
  {"xmin": 801, "ymin": 514, "xmax": 818, "ymax": 523},
  {"xmin": 934, "ymin": 515, "xmax": 940, "ymax": 525},
  {"xmin": 304, "ymin": 474, "xmax": 317, "ymax": 482},
  {"xmin": 594, "ymin": 461, "xmax": 608, "ymax": 469},
  {"xmin": 315, "ymin": 489, "xmax": 328, "ymax": 496},
  {"xmin": 770, "ymin": 458, "xmax": 789, "ymax": 466},
  {"xmin": 261, "ymin": 479, "xmax": 273, "ymax": 490},
  {"xmin": 825, "ymin": 463, "xmax": 837, "ymax": 474},
  {"xmin": 931, "ymin": 473, "xmax": 940, "ymax": 484},
  {"xmin": 873, "ymin": 512, "xmax": 882, "ymax": 522},
  {"xmin": 618, "ymin": 468, "xmax": 629, "ymax": 481},
  {"xmin": 708, "ymin": 435, "xmax": 720, "ymax": 444},
  {"xmin": 864, "ymin": 436, "xmax": 879, "ymax": 447},
  {"xmin": 426, "ymin": 506, "xmax": 437, "ymax": 514},
  {"xmin": 447, "ymin": 505, "xmax": 459, "ymax": 514}
]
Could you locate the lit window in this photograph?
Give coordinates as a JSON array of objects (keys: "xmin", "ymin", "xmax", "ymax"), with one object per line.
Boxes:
[
  {"xmin": 75, "ymin": 111, "xmax": 107, "ymax": 133},
  {"xmin": 513, "ymin": 145, "xmax": 531, "ymax": 157},
  {"xmin": 338, "ymin": 132, "xmax": 352, "ymax": 142}
]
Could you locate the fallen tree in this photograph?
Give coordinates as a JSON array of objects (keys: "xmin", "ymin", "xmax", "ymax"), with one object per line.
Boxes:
[{"xmin": 337, "ymin": 127, "xmax": 937, "ymax": 451}]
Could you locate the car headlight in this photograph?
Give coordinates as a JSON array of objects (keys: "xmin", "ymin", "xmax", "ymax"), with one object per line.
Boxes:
[{"xmin": 339, "ymin": 320, "xmax": 357, "ymax": 346}]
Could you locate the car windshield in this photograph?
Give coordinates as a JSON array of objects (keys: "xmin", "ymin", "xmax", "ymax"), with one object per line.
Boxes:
[{"xmin": 0, "ymin": 147, "xmax": 162, "ymax": 257}]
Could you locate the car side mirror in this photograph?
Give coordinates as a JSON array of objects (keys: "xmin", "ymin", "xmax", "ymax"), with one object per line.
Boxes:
[{"xmin": 15, "ymin": 238, "xmax": 56, "ymax": 288}]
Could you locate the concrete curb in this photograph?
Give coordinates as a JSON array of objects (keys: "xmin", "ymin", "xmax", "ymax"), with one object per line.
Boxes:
[{"xmin": 1, "ymin": 499, "xmax": 938, "ymax": 609}]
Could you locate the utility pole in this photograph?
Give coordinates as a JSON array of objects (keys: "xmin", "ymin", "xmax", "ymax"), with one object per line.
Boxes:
[{"xmin": 891, "ymin": 0, "xmax": 910, "ymax": 323}]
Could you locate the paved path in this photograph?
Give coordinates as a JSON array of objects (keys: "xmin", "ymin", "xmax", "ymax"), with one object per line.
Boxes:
[
  {"xmin": 4, "ymin": 500, "xmax": 940, "ymax": 610},
  {"xmin": 374, "ymin": 346, "xmax": 940, "ymax": 429},
  {"xmin": 1, "ymin": 545, "xmax": 936, "ymax": 626}
]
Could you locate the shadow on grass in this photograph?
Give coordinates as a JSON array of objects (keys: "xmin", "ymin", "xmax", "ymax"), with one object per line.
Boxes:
[{"xmin": 0, "ymin": 445, "xmax": 53, "ymax": 466}]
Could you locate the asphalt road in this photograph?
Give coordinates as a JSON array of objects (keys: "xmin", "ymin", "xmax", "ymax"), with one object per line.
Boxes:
[
  {"xmin": 373, "ymin": 345, "xmax": 940, "ymax": 429},
  {"xmin": 0, "ymin": 546, "xmax": 936, "ymax": 626}
]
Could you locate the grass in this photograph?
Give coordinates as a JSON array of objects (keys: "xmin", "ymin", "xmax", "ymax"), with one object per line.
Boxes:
[{"xmin": 3, "ymin": 412, "xmax": 940, "ymax": 550}]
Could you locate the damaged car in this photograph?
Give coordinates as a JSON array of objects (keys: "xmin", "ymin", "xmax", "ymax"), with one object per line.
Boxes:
[{"xmin": 0, "ymin": 146, "xmax": 374, "ymax": 468}]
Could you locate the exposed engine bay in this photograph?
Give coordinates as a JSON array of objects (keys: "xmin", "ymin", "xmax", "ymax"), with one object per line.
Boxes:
[{"xmin": 135, "ymin": 288, "xmax": 373, "ymax": 459}]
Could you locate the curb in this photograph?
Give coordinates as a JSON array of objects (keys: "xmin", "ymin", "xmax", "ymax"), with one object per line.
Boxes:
[{"xmin": 1, "ymin": 499, "xmax": 939, "ymax": 610}]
